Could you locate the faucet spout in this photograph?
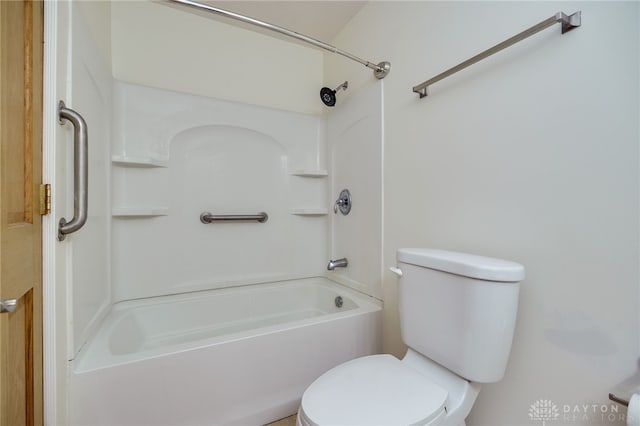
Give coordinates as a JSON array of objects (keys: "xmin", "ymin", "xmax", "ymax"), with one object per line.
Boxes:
[{"xmin": 327, "ymin": 257, "xmax": 348, "ymax": 271}]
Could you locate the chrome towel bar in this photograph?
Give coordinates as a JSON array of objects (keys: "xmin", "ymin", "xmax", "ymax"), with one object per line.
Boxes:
[
  {"xmin": 200, "ymin": 212, "xmax": 269, "ymax": 224},
  {"xmin": 412, "ymin": 11, "xmax": 581, "ymax": 98}
]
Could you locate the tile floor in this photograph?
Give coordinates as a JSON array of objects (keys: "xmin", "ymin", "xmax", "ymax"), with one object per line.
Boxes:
[{"xmin": 265, "ymin": 414, "xmax": 297, "ymax": 426}]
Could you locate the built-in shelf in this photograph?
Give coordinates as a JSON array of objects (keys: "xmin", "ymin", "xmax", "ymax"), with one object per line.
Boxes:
[
  {"xmin": 291, "ymin": 208, "xmax": 329, "ymax": 216},
  {"xmin": 112, "ymin": 207, "xmax": 169, "ymax": 217},
  {"xmin": 289, "ymin": 170, "xmax": 328, "ymax": 177},
  {"xmin": 112, "ymin": 155, "xmax": 168, "ymax": 168}
]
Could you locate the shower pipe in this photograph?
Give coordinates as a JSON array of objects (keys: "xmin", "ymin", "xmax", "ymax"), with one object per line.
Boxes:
[{"xmin": 167, "ymin": 0, "xmax": 391, "ymax": 79}]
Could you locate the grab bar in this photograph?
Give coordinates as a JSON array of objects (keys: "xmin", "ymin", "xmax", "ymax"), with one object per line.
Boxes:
[
  {"xmin": 200, "ymin": 212, "xmax": 269, "ymax": 224},
  {"xmin": 412, "ymin": 11, "xmax": 581, "ymax": 98},
  {"xmin": 58, "ymin": 101, "xmax": 88, "ymax": 241}
]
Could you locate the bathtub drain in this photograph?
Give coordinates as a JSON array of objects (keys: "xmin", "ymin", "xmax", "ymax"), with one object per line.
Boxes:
[{"xmin": 335, "ymin": 296, "xmax": 343, "ymax": 308}]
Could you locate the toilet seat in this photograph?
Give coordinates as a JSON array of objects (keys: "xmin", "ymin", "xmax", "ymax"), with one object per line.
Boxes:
[{"xmin": 299, "ymin": 355, "xmax": 448, "ymax": 426}]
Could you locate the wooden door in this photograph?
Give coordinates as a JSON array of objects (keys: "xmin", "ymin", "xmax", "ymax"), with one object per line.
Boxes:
[{"xmin": 0, "ymin": 1, "xmax": 44, "ymax": 425}]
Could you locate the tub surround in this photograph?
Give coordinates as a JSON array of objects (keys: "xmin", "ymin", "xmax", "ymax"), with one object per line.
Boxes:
[
  {"xmin": 327, "ymin": 82, "xmax": 383, "ymax": 299},
  {"xmin": 66, "ymin": 78, "xmax": 385, "ymax": 426},
  {"xmin": 110, "ymin": 80, "xmax": 384, "ymax": 303},
  {"xmin": 111, "ymin": 81, "xmax": 330, "ymax": 301}
]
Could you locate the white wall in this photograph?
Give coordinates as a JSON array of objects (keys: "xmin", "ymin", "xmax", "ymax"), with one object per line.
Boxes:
[
  {"xmin": 111, "ymin": 1, "xmax": 323, "ymax": 115},
  {"xmin": 326, "ymin": 2, "xmax": 639, "ymax": 425}
]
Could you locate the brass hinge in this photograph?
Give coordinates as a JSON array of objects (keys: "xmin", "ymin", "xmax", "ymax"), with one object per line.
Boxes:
[{"xmin": 39, "ymin": 184, "xmax": 51, "ymax": 215}]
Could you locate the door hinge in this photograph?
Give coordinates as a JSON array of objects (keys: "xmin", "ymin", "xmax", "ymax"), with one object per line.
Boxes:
[{"xmin": 39, "ymin": 184, "xmax": 51, "ymax": 215}]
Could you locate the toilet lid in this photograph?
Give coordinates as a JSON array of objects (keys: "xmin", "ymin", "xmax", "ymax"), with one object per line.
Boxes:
[{"xmin": 300, "ymin": 355, "xmax": 448, "ymax": 426}]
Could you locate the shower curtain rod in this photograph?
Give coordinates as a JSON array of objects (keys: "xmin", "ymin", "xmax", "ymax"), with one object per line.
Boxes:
[{"xmin": 167, "ymin": 0, "xmax": 391, "ymax": 79}]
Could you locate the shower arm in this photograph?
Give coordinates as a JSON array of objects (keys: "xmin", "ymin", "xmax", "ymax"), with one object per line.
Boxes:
[
  {"xmin": 334, "ymin": 81, "xmax": 348, "ymax": 93},
  {"xmin": 167, "ymin": 0, "xmax": 391, "ymax": 79}
]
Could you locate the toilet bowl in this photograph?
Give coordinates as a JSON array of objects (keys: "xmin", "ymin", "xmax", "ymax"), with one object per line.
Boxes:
[
  {"xmin": 297, "ymin": 248, "xmax": 524, "ymax": 426},
  {"xmin": 298, "ymin": 354, "xmax": 448, "ymax": 426}
]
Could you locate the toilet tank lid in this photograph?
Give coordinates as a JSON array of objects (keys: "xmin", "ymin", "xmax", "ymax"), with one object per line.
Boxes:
[{"xmin": 397, "ymin": 248, "xmax": 525, "ymax": 282}]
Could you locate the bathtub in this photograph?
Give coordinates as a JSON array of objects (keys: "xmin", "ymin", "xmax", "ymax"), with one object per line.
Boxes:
[{"xmin": 69, "ymin": 277, "xmax": 381, "ymax": 425}]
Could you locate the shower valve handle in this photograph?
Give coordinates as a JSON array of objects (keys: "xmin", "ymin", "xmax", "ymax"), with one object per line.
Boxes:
[{"xmin": 334, "ymin": 189, "xmax": 352, "ymax": 215}]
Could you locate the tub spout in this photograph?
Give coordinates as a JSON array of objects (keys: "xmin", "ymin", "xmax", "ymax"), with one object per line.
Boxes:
[{"xmin": 327, "ymin": 258, "xmax": 348, "ymax": 271}]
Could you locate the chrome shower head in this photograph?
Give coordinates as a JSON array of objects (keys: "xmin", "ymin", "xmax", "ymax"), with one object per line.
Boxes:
[{"xmin": 320, "ymin": 81, "xmax": 348, "ymax": 107}]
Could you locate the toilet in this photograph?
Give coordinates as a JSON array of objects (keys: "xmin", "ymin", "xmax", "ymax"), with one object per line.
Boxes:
[{"xmin": 297, "ymin": 248, "xmax": 525, "ymax": 426}]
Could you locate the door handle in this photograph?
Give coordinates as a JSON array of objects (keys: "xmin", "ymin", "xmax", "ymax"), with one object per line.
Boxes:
[
  {"xmin": 58, "ymin": 101, "xmax": 88, "ymax": 241},
  {"xmin": 0, "ymin": 299, "xmax": 17, "ymax": 314}
]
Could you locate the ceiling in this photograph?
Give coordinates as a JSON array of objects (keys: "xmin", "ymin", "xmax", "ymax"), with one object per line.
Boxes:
[{"xmin": 186, "ymin": 1, "xmax": 367, "ymax": 43}]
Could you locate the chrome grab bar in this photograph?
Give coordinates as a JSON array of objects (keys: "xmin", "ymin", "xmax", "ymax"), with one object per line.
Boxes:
[
  {"xmin": 58, "ymin": 101, "xmax": 88, "ymax": 241},
  {"xmin": 200, "ymin": 212, "xmax": 269, "ymax": 224}
]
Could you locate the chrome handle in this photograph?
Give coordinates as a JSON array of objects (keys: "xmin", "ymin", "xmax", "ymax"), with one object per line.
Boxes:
[
  {"xmin": 58, "ymin": 101, "xmax": 88, "ymax": 241},
  {"xmin": 0, "ymin": 299, "xmax": 17, "ymax": 314},
  {"xmin": 333, "ymin": 198, "xmax": 348, "ymax": 213}
]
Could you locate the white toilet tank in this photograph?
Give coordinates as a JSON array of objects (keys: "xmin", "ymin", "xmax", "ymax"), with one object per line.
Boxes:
[{"xmin": 396, "ymin": 248, "xmax": 524, "ymax": 384}]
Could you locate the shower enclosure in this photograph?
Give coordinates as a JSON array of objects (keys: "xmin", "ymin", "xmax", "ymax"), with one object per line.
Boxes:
[{"xmin": 44, "ymin": 1, "xmax": 384, "ymax": 424}]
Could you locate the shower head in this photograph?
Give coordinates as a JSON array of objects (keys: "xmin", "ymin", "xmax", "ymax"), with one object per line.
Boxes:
[
  {"xmin": 320, "ymin": 87, "xmax": 336, "ymax": 107},
  {"xmin": 320, "ymin": 81, "xmax": 348, "ymax": 107}
]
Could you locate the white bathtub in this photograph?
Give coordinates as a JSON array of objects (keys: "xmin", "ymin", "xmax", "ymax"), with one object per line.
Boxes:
[{"xmin": 69, "ymin": 278, "xmax": 381, "ymax": 425}]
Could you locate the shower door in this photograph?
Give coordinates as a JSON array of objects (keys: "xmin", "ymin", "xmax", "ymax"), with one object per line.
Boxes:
[{"xmin": 0, "ymin": 0, "xmax": 44, "ymax": 424}]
